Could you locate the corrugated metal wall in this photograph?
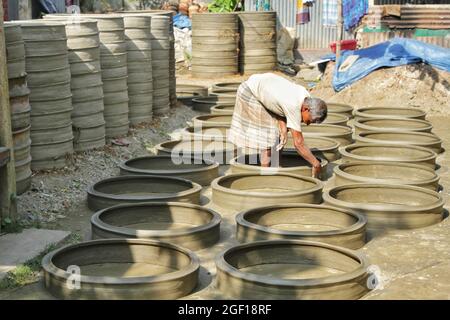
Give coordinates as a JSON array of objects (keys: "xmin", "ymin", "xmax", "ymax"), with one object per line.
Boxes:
[
  {"xmin": 244, "ymin": 0, "xmax": 354, "ymax": 49},
  {"xmin": 374, "ymin": 1, "xmax": 450, "ymax": 4}
]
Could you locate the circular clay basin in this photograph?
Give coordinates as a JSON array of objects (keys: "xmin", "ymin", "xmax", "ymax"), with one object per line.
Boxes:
[
  {"xmin": 323, "ymin": 113, "xmax": 349, "ymax": 126},
  {"xmin": 323, "ymin": 184, "xmax": 444, "ymax": 230},
  {"xmin": 284, "ymin": 136, "xmax": 341, "ymax": 162},
  {"xmin": 211, "ymin": 104, "xmax": 234, "ymax": 115},
  {"xmin": 181, "ymin": 126, "xmax": 229, "ymax": 141},
  {"xmin": 302, "ymin": 124, "xmax": 353, "ymax": 146},
  {"xmin": 339, "ymin": 143, "xmax": 437, "ymax": 169},
  {"xmin": 215, "ymin": 240, "xmax": 369, "ymax": 299},
  {"xmin": 192, "ymin": 114, "xmax": 232, "ymax": 128},
  {"xmin": 355, "ymin": 131, "xmax": 443, "ymax": 154},
  {"xmin": 155, "ymin": 139, "xmax": 236, "ymax": 164},
  {"xmin": 211, "ymin": 82, "xmax": 241, "ymax": 92},
  {"xmin": 211, "ymin": 173, "xmax": 323, "ymax": 211},
  {"xmin": 91, "ymin": 202, "xmax": 221, "ymax": 250},
  {"xmin": 334, "ymin": 162, "xmax": 440, "ymax": 191},
  {"xmin": 191, "ymin": 97, "xmax": 235, "ymax": 112},
  {"xmin": 354, "ymin": 118, "xmax": 433, "ymax": 135},
  {"xmin": 87, "ymin": 175, "xmax": 202, "ymax": 211},
  {"xmin": 230, "ymin": 153, "xmax": 328, "ymax": 180},
  {"xmin": 119, "ymin": 155, "xmax": 219, "ymax": 186},
  {"xmin": 236, "ymin": 204, "xmax": 367, "ymax": 249},
  {"xmin": 176, "ymin": 84, "xmax": 208, "ymax": 97},
  {"xmin": 42, "ymin": 239, "xmax": 200, "ymax": 299},
  {"xmin": 325, "ymin": 102, "xmax": 354, "ymax": 118},
  {"xmin": 354, "ymin": 106, "xmax": 426, "ymax": 120}
]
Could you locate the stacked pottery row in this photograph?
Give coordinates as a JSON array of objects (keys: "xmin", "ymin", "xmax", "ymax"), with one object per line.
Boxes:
[
  {"xmin": 237, "ymin": 12, "xmax": 277, "ymax": 75},
  {"xmin": 191, "ymin": 13, "xmax": 239, "ymax": 78},
  {"xmin": 150, "ymin": 15, "xmax": 171, "ymax": 116},
  {"xmin": 123, "ymin": 14, "xmax": 153, "ymax": 125},
  {"xmin": 94, "ymin": 15, "xmax": 130, "ymax": 138},
  {"xmin": 13, "ymin": 20, "xmax": 74, "ymax": 171},
  {"xmin": 4, "ymin": 24, "xmax": 32, "ymax": 194},
  {"xmin": 51, "ymin": 18, "xmax": 106, "ymax": 151}
]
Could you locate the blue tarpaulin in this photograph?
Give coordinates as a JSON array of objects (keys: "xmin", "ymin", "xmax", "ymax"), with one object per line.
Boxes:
[
  {"xmin": 326, "ymin": 38, "xmax": 450, "ymax": 92},
  {"xmin": 173, "ymin": 13, "xmax": 191, "ymax": 29}
]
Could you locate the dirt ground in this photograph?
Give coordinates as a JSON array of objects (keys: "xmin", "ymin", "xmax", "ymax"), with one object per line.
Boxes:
[{"xmin": 1, "ymin": 69, "xmax": 450, "ymax": 300}]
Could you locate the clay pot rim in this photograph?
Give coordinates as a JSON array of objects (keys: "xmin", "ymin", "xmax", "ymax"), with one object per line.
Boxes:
[
  {"xmin": 42, "ymin": 238, "xmax": 200, "ymax": 284},
  {"xmin": 211, "ymin": 173, "xmax": 324, "ymax": 198},
  {"xmin": 303, "ymin": 123, "xmax": 352, "ymax": 135},
  {"xmin": 229, "ymin": 154, "xmax": 328, "ymax": 173},
  {"xmin": 192, "ymin": 114, "xmax": 232, "ymax": 121},
  {"xmin": 355, "ymin": 106, "xmax": 426, "ymax": 119},
  {"xmin": 181, "ymin": 126, "xmax": 230, "ymax": 141},
  {"xmin": 354, "ymin": 117, "xmax": 433, "ymax": 132},
  {"xmin": 191, "ymin": 97, "xmax": 235, "ymax": 104},
  {"xmin": 119, "ymin": 155, "xmax": 219, "ymax": 175},
  {"xmin": 155, "ymin": 139, "xmax": 237, "ymax": 154},
  {"xmin": 355, "ymin": 131, "xmax": 442, "ymax": 149},
  {"xmin": 88, "ymin": 175, "xmax": 202, "ymax": 202},
  {"xmin": 334, "ymin": 161, "xmax": 440, "ymax": 186},
  {"xmin": 216, "ymin": 239, "xmax": 368, "ymax": 287},
  {"xmin": 236, "ymin": 204, "xmax": 367, "ymax": 237},
  {"xmin": 323, "ymin": 183, "xmax": 445, "ymax": 212},
  {"xmin": 286, "ymin": 136, "xmax": 341, "ymax": 152},
  {"xmin": 91, "ymin": 202, "xmax": 221, "ymax": 239},
  {"xmin": 324, "ymin": 102, "xmax": 354, "ymax": 113},
  {"xmin": 339, "ymin": 143, "xmax": 437, "ymax": 163}
]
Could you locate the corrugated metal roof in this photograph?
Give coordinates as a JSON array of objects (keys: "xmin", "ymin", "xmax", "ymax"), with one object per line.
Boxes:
[{"xmin": 244, "ymin": 0, "xmax": 354, "ymax": 49}]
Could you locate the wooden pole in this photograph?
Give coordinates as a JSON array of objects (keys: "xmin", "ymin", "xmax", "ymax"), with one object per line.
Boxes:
[
  {"xmin": 0, "ymin": 0, "xmax": 18, "ymax": 223},
  {"xmin": 336, "ymin": 0, "xmax": 343, "ymax": 62}
]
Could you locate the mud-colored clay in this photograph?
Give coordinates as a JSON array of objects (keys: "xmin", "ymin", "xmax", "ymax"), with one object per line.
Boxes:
[
  {"xmin": 323, "ymin": 183, "xmax": 444, "ymax": 230},
  {"xmin": 91, "ymin": 202, "xmax": 221, "ymax": 250},
  {"xmin": 216, "ymin": 240, "xmax": 370, "ymax": 299},
  {"xmin": 119, "ymin": 155, "xmax": 219, "ymax": 186},
  {"xmin": 87, "ymin": 175, "xmax": 202, "ymax": 210},
  {"xmin": 211, "ymin": 173, "xmax": 323, "ymax": 211},
  {"xmin": 355, "ymin": 131, "xmax": 442, "ymax": 154},
  {"xmin": 339, "ymin": 143, "xmax": 437, "ymax": 169},
  {"xmin": 236, "ymin": 204, "xmax": 367, "ymax": 249},
  {"xmin": 42, "ymin": 239, "xmax": 200, "ymax": 299}
]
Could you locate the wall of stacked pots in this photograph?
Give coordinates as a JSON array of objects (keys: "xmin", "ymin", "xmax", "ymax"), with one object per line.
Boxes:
[
  {"xmin": 191, "ymin": 11, "xmax": 278, "ymax": 77},
  {"xmin": 3, "ymin": 11, "xmax": 177, "ymax": 193},
  {"xmin": 39, "ymin": 74, "xmax": 446, "ymax": 299}
]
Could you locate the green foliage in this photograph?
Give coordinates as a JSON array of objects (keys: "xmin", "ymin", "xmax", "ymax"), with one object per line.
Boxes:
[{"xmin": 208, "ymin": 0, "xmax": 240, "ymax": 13}]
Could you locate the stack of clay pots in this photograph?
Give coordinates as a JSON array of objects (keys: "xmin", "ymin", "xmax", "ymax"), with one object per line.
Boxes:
[
  {"xmin": 191, "ymin": 13, "xmax": 239, "ymax": 78},
  {"xmin": 237, "ymin": 12, "xmax": 277, "ymax": 75},
  {"xmin": 45, "ymin": 18, "xmax": 106, "ymax": 151},
  {"xmin": 16, "ymin": 20, "xmax": 74, "ymax": 170},
  {"xmin": 168, "ymin": 14, "xmax": 177, "ymax": 108},
  {"xmin": 4, "ymin": 24, "xmax": 32, "ymax": 194},
  {"xmin": 123, "ymin": 14, "xmax": 153, "ymax": 125},
  {"xmin": 150, "ymin": 15, "xmax": 171, "ymax": 116},
  {"xmin": 94, "ymin": 15, "xmax": 129, "ymax": 138}
]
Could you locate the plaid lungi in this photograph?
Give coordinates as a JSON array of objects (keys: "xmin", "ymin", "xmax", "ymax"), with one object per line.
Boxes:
[{"xmin": 228, "ymin": 82, "xmax": 279, "ymax": 151}]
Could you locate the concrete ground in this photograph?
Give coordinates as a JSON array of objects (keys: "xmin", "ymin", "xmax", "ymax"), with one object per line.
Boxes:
[{"xmin": 0, "ymin": 72, "xmax": 448, "ymax": 300}]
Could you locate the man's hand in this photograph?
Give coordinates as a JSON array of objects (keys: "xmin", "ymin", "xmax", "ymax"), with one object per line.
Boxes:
[
  {"xmin": 276, "ymin": 129, "xmax": 287, "ymax": 152},
  {"xmin": 276, "ymin": 118, "xmax": 288, "ymax": 152},
  {"xmin": 312, "ymin": 163, "xmax": 321, "ymax": 179}
]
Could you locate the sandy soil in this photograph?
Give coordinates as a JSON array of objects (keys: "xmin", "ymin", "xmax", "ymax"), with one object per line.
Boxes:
[
  {"xmin": 1, "ymin": 71, "xmax": 450, "ymax": 300},
  {"xmin": 312, "ymin": 62, "xmax": 450, "ymax": 115}
]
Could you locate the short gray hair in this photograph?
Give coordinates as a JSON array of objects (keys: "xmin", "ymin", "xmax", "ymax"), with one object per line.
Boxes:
[{"xmin": 304, "ymin": 97, "xmax": 328, "ymax": 123}]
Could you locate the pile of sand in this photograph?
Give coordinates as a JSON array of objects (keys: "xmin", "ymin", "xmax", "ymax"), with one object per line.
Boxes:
[{"xmin": 312, "ymin": 62, "xmax": 450, "ymax": 115}]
